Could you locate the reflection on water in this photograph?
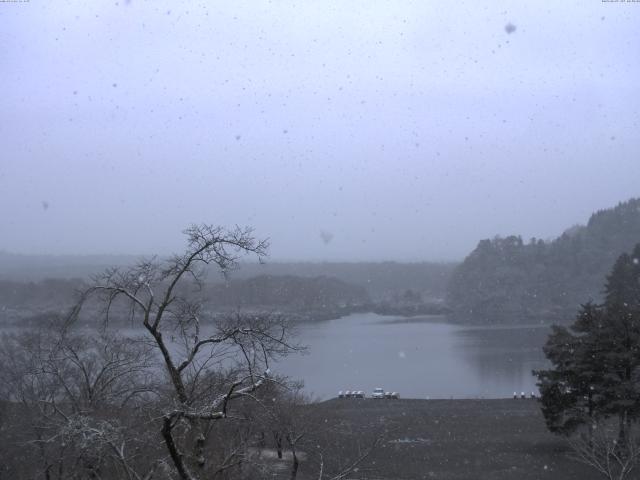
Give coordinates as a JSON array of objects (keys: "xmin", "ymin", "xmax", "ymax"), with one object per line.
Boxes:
[
  {"xmin": 454, "ymin": 325, "xmax": 550, "ymax": 399},
  {"xmin": 274, "ymin": 313, "xmax": 551, "ymax": 400}
]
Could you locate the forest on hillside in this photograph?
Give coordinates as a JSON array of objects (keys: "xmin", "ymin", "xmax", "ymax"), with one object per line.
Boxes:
[
  {"xmin": 0, "ymin": 254, "xmax": 455, "ymax": 300},
  {"xmin": 446, "ymin": 198, "xmax": 640, "ymax": 324},
  {"xmin": 0, "ymin": 259, "xmax": 455, "ymax": 324}
]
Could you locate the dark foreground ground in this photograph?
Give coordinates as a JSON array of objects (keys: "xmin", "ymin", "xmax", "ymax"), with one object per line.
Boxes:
[{"xmin": 303, "ymin": 398, "xmax": 599, "ymax": 480}]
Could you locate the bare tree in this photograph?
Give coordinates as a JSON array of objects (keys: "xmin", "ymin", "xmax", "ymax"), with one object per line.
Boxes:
[
  {"xmin": 569, "ymin": 421, "xmax": 640, "ymax": 480},
  {"xmin": 72, "ymin": 224, "xmax": 299, "ymax": 480},
  {"xmin": 316, "ymin": 434, "xmax": 382, "ymax": 480},
  {"xmin": 257, "ymin": 382, "xmax": 310, "ymax": 480},
  {"xmin": 251, "ymin": 381, "xmax": 382, "ymax": 480},
  {"xmin": 0, "ymin": 325, "xmax": 159, "ymax": 480}
]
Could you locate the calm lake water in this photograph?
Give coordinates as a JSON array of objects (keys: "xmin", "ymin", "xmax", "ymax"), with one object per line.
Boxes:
[
  {"xmin": 275, "ymin": 313, "xmax": 550, "ymax": 400},
  {"xmin": 15, "ymin": 312, "xmax": 550, "ymax": 401}
]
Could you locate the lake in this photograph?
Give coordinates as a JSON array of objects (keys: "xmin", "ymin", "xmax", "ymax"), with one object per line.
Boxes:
[{"xmin": 274, "ymin": 313, "xmax": 551, "ymax": 400}]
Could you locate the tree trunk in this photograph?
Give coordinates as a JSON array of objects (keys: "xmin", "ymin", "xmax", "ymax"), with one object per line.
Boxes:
[
  {"xmin": 273, "ymin": 432, "xmax": 283, "ymax": 459},
  {"xmin": 289, "ymin": 449, "xmax": 299, "ymax": 480},
  {"xmin": 162, "ymin": 416, "xmax": 195, "ymax": 480},
  {"xmin": 618, "ymin": 410, "xmax": 628, "ymax": 447},
  {"xmin": 192, "ymin": 418, "xmax": 208, "ymax": 471}
]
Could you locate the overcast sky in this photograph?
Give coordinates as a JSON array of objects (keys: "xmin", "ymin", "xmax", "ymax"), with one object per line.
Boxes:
[{"xmin": 1, "ymin": 1, "xmax": 639, "ymax": 261}]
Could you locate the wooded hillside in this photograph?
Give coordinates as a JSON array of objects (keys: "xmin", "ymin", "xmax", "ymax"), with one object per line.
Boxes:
[{"xmin": 446, "ymin": 198, "xmax": 640, "ymax": 324}]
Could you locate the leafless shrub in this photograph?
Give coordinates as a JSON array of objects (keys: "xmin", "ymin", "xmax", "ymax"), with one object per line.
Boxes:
[{"xmin": 568, "ymin": 422, "xmax": 640, "ymax": 480}]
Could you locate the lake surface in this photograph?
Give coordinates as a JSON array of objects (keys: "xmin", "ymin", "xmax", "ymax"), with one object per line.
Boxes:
[
  {"xmin": 11, "ymin": 312, "xmax": 550, "ymax": 401},
  {"xmin": 274, "ymin": 313, "xmax": 550, "ymax": 400}
]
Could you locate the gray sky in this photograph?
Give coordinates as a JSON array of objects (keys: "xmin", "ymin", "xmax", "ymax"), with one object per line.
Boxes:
[{"xmin": 1, "ymin": 1, "xmax": 639, "ymax": 261}]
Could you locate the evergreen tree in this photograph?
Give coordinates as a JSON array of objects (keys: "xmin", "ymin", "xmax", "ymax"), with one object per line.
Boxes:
[
  {"xmin": 535, "ymin": 244, "xmax": 640, "ymax": 439},
  {"xmin": 599, "ymin": 244, "xmax": 640, "ymax": 440},
  {"xmin": 536, "ymin": 303, "xmax": 607, "ymax": 434}
]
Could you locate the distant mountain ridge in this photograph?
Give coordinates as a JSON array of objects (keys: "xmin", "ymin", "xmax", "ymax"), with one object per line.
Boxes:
[
  {"xmin": 0, "ymin": 252, "xmax": 455, "ymax": 302},
  {"xmin": 218, "ymin": 261, "xmax": 455, "ymax": 301},
  {"xmin": 206, "ymin": 274, "xmax": 370, "ymax": 310},
  {"xmin": 0, "ymin": 252, "xmax": 140, "ymax": 281},
  {"xmin": 446, "ymin": 198, "xmax": 640, "ymax": 324}
]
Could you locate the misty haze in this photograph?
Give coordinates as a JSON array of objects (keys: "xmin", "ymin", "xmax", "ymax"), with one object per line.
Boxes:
[{"xmin": 1, "ymin": 2, "xmax": 639, "ymax": 480}]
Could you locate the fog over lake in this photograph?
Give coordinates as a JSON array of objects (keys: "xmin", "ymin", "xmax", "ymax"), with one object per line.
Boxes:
[{"xmin": 274, "ymin": 313, "xmax": 548, "ymax": 400}]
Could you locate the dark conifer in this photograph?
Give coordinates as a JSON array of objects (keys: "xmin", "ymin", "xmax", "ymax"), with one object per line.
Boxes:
[{"xmin": 535, "ymin": 244, "xmax": 640, "ymax": 441}]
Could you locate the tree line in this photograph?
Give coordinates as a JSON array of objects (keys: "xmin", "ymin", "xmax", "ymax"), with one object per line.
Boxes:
[{"xmin": 447, "ymin": 198, "xmax": 640, "ymax": 324}]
